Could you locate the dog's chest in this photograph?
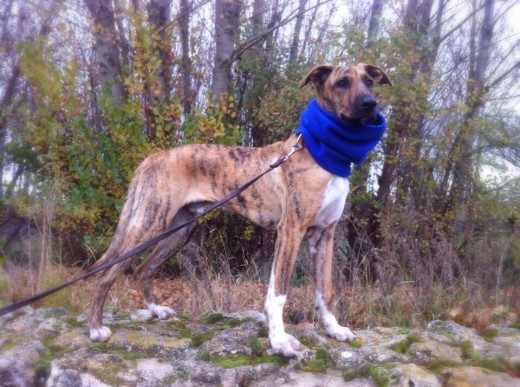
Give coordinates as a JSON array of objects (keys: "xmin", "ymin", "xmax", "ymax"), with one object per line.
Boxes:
[{"xmin": 311, "ymin": 176, "xmax": 349, "ymax": 227}]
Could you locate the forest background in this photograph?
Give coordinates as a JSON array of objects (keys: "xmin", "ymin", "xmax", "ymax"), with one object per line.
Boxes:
[{"xmin": 0, "ymin": 0, "xmax": 519, "ymax": 329}]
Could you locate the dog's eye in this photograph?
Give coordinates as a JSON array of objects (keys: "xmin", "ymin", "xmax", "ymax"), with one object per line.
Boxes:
[
  {"xmin": 365, "ymin": 78, "xmax": 374, "ymax": 87},
  {"xmin": 336, "ymin": 78, "xmax": 348, "ymax": 88}
]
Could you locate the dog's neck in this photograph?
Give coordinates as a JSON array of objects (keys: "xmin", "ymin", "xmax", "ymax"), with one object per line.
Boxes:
[{"xmin": 294, "ymin": 98, "xmax": 386, "ymax": 177}]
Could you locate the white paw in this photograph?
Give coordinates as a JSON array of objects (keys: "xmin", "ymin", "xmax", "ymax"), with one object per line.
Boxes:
[
  {"xmin": 326, "ymin": 324, "xmax": 355, "ymax": 342},
  {"xmin": 270, "ymin": 332, "xmax": 304, "ymax": 357},
  {"xmin": 148, "ymin": 303, "xmax": 177, "ymax": 320},
  {"xmin": 89, "ymin": 326, "xmax": 112, "ymax": 342}
]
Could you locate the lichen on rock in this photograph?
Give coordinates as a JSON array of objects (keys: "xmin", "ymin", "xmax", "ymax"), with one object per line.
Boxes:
[{"xmin": 0, "ymin": 306, "xmax": 519, "ymax": 386}]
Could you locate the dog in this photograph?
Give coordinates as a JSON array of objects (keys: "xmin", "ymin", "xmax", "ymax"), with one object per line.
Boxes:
[{"xmin": 88, "ymin": 63, "xmax": 391, "ymax": 357}]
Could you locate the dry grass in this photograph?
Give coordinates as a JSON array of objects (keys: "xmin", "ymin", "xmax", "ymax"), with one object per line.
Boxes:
[
  {"xmin": 2, "ymin": 185, "xmax": 518, "ymax": 332},
  {"xmin": 1, "ymin": 264, "xmax": 518, "ymax": 332}
]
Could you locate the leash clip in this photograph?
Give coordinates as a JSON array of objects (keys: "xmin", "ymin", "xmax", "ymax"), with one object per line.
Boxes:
[{"xmin": 270, "ymin": 134, "xmax": 302, "ymax": 169}]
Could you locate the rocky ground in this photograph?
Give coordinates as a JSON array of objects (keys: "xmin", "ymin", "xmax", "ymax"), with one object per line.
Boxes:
[{"xmin": 0, "ymin": 306, "xmax": 519, "ymax": 386}]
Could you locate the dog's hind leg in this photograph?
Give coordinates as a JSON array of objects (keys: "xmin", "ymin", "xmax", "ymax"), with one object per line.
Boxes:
[
  {"xmin": 135, "ymin": 206, "xmax": 197, "ymax": 320},
  {"xmin": 88, "ymin": 224, "xmax": 189, "ymax": 341},
  {"xmin": 308, "ymin": 223, "xmax": 355, "ymax": 342},
  {"xmin": 136, "ymin": 241, "xmax": 181, "ymax": 320},
  {"xmin": 88, "ymin": 248, "xmax": 135, "ymax": 341}
]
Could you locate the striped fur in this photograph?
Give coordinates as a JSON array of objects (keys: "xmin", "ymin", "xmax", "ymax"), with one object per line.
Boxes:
[{"xmin": 88, "ymin": 63, "xmax": 391, "ymax": 357}]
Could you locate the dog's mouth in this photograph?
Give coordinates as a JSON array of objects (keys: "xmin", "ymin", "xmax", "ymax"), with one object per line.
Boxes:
[
  {"xmin": 339, "ymin": 110, "xmax": 378, "ymax": 126},
  {"xmin": 339, "ymin": 94, "xmax": 380, "ymax": 125}
]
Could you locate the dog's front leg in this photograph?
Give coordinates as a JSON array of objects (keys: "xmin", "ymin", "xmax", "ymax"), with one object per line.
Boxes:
[
  {"xmin": 265, "ymin": 226, "xmax": 305, "ymax": 357},
  {"xmin": 308, "ymin": 223, "xmax": 355, "ymax": 342}
]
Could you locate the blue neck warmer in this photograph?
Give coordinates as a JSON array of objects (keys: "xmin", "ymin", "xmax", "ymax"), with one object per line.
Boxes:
[{"xmin": 294, "ymin": 98, "xmax": 386, "ymax": 177}]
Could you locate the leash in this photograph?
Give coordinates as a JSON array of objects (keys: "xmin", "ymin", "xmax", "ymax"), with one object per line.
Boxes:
[{"xmin": 0, "ymin": 135, "xmax": 302, "ymax": 317}]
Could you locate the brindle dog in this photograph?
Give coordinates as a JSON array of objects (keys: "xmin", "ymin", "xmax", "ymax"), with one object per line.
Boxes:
[{"xmin": 88, "ymin": 63, "xmax": 391, "ymax": 357}]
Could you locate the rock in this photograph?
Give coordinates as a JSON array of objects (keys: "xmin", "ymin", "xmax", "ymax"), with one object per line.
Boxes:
[
  {"xmin": 408, "ymin": 340, "xmax": 463, "ymax": 362},
  {"xmin": 0, "ymin": 340, "xmax": 44, "ymax": 387},
  {"xmin": 387, "ymin": 363, "xmax": 441, "ymax": 387},
  {"xmin": 107, "ymin": 327, "xmax": 192, "ymax": 356},
  {"xmin": 136, "ymin": 358, "xmax": 175, "ymax": 386},
  {"xmin": 1, "ymin": 307, "xmax": 519, "ymax": 387},
  {"xmin": 330, "ymin": 327, "xmax": 410, "ymax": 367},
  {"xmin": 0, "ymin": 306, "xmax": 35, "ymax": 327},
  {"xmin": 76, "ymin": 307, "xmax": 128, "ymax": 324},
  {"xmin": 427, "ymin": 319, "xmax": 520, "ymax": 365},
  {"xmin": 201, "ymin": 321, "xmax": 261, "ymax": 356},
  {"xmin": 131, "ymin": 308, "xmax": 155, "ymax": 322},
  {"xmin": 444, "ymin": 366, "xmax": 520, "ymax": 387},
  {"xmin": 224, "ymin": 310, "xmax": 266, "ymax": 323},
  {"xmin": 53, "ymin": 328, "xmax": 93, "ymax": 350},
  {"xmin": 482, "ymin": 324, "xmax": 520, "ymax": 363},
  {"xmin": 47, "ymin": 366, "xmax": 112, "ymax": 387},
  {"xmin": 0, "ymin": 305, "xmax": 70, "ymax": 340},
  {"xmin": 46, "ymin": 348, "xmax": 132, "ymax": 386},
  {"xmin": 427, "ymin": 320, "xmax": 481, "ymax": 342},
  {"xmin": 251, "ymin": 368, "xmax": 373, "ymax": 387}
]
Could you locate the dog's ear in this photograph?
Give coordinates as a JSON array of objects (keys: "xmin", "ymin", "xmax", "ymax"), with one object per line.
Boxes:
[
  {"xmin": 363, "ymin": 64, "xmax": 392, "ymax": 87},
  {"xmin": 299, "ymin": 64, "xmax": 334, "ymax": 88}
]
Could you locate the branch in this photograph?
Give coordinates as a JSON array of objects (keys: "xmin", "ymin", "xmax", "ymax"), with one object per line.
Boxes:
[
  {"xmin": 154, "ymin": 0, "xmax": 212, "ymax": 35},
  {"xmin": 482, "ymin": 176, "xmax": 520, "ymax": 193},
  {"xmin": 436, "ymin": 4, "xmax": 484, "ymax": 47},
  {"xmin": 485, "ymin": 57, "xmax": 520, "ymax": 92},
  {"xmin": 231, "ymin": 0, "xmax": 333, "ymax": 62}
]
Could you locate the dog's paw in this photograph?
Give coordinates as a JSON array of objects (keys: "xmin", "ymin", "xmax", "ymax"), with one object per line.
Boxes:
[
  {"xmin": 148, "ymin": 303, "xmax": 177, "ymax": 320},
  {"xmin": 326, "ymin": 324, "xmax": 355, "ymax": 342},
  {"xmin": 89, "ymin": 326, "xmax": 112, "ymax": 342},
  {"xmin": 270, "ymin": 332, "xmax": 304, "ymax": 358}
]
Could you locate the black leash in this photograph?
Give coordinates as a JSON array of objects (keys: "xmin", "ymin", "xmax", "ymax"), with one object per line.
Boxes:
[{"xmin": 0, "ymin": 136, "xmax": 302, "ymax": 317}]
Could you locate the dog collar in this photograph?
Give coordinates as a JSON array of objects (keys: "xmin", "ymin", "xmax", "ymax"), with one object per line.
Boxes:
[{"xmin": 294, "ymin": 98, "xmax": 386, "ymax": 177}]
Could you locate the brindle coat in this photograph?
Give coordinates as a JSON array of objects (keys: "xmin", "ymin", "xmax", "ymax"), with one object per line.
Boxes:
[{"xmin": 88, "ymin": 63, "xmax": 391, "ymax": 357}]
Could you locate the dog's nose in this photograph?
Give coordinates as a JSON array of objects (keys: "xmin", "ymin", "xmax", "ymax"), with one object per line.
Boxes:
[{"xmin": 359, "ymin": 95, "xmax": 377, "ymax": 112}]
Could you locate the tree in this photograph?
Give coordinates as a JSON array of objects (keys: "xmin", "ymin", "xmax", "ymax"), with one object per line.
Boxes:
[
  {"xmin": 0, "ymin": 0, "xmax": 519, "ymax": 293},
  {"xmin": 211, "ymin": 0, "xmax": 243, "ymax": 100},
  {"xmin": 85, "ymin": 0, "xmax": 124, "ymax": 106},
  {"xmin": 443, "ymin": 0, "xmax": 494, "ymax": 216},
  {"xmin": 179, "ymin": 0, "xmax": 193, "ymax": 116},
  {"xmin": 289, "ymin": 0, "xmax": 307, "ymax": 63}
]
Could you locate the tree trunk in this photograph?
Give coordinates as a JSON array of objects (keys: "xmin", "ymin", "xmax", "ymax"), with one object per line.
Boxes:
[
  {"xmin": 265, "ymin": 1, "xmax": 281, "ymax": 62},
  {"xmin": 366, "ymin": 0, "xmax": 383, "ymax": 47},
  {"xmin": 252, "ymin": 0, "xmax": 266, "ymax": 34},
  {"xmin": 376, "ymin": 0, "xmax": 436, "ymax": 204},
  {"xmin": 147, "ymin": 0, "xmax": 172, "ymax": 100},
  {"xmin": 0, "ymin": 65, "xmax": 19, "ymax": 198},
  {"xmin": 144, "ymin": 0, "xmax": 173, "ymax": 140},
  {"xmin": 179, "ymin": 0, "xmax": 193, "ymax": 116},
  {"xmin": 211, "ymin": 0, "xmax": 243, "ymax": 101},
  {"xmin": 113, "ymin": 0, "xmax": 131, "ymax": 72},
  {"xmin": 84, "ymin": 0, "xmax": 124, "ymax": 105},
  {"xmin": 289, "ymin": 0, "xmax": 307, "ymax": 63},
  {"xmin": 0, "ymin": 0, "xmax": 56, "ymax": 196},
  {"xmin": 444, "ymin": 0, "xmax": 494, "ymax": 213}
]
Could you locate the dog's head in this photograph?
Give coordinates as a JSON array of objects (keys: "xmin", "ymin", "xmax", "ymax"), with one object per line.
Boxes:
[{"xmin": 299, "ymin": 63, "xmax": 391, "ymax": 124}]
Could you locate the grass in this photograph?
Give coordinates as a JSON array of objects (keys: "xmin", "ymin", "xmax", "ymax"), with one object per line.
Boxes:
[
  {"xmin": 211, "ymin": 352, "xmax": 284, "ymax": 368},
  {"xmin": 343, "ymin": 363, "xmax": 390, "ymax": 387},
  {"xmin": 1, "ymin": 261, "xmax": 519, "ymax": 334},
  {"xmin": 190, "ymin": 330, "xmax": 215, "ymax": 347},
  {"xmin": 200, "ymin": 335, "xmax": 286, "ymax": 368},
  {"xmin": 33, "ymin": 339, "xmax": 75, "ymax": 380},
  {"xmin": 481, "ymin": 327, "xmax": 499, "ymax": 341},
  {"xmin": 460, "ymin": 340, "xmax": 480, "ymax": 362},
  {"xmin": 296, "ymin": 347, "xmax": 333, "ymax": 373},
  {"xmin": 348, "ymin": 337, "xmax": 363, "ymax": 348},
  {"xmin": 388, "ymin": 334, "xmax": 422, "ymax": 354},
  {"xmin": 107, "ymin": 347, "xmax": 149, "ymax": 361}
]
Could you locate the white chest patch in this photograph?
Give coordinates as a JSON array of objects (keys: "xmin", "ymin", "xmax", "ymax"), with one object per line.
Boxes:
[{"xmin": 311, "ymin": 176, "xmax": 349, "ymax": 227}]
